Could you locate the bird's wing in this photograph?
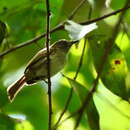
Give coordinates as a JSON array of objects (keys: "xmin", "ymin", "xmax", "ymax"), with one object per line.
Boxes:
[{"xmin": 25, "ymin": 47, "xmax": 54, "ymax": 70}]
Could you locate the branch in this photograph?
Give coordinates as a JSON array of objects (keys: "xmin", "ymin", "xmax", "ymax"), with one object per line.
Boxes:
[
  {"xmin": 52, "ymin": 87, "xmax": 73, "ymax": 130},
  {"xmin": 52, "ymin": 9, "xmax": 93, "ymax": 128},
  {"xmin": 50, "ymin": 4, "xmax": 130, "ymax": 127},
  {"xmin": 68, "ymin": 0, "xmax": 87, "ymax": 20},
  {"xmin": 0, "ymin": 24, "xmax": 64, "ymax": 58},
  {"xmin": 74, "ymin": 1, "xmax": 130, "ymax": 129},
  {"xmin": 74, "ymin": 38, "xmax": 87, "ymax": 80},
  {"xmin": 74, "ymin": 5, "xmax": 92, "ymax": 80},
  {"xmin": 0, "ymin": 5, "xmax": 130, "ymax": 58},
  {"xmin": 51, "ymin": 1, "xmax": 90, "ymax": 129},
  {"xmin": 52, "ymin": 39, "xmax": 88, "ymax": 129},
  {"xmin": 55, "ymin": 3, "xmax": 130, "ymax": 129},
  {"xmin": 81, "ymin": 4, "xmax": 130, "ymax": 25},
  {"xmin": 45, "ymin": 0, "xmax": 52, "ymax": 129}
]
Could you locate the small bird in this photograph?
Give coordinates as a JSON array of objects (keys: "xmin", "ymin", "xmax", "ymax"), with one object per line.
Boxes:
[{"xmin": 7, "ymin": 40, "xmax": 78, "ymax": 102}]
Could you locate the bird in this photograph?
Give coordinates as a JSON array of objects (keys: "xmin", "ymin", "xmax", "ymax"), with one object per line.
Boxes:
[{"xmin": 7, "ymin": 39, "xmax": 78, "ymax": 102}]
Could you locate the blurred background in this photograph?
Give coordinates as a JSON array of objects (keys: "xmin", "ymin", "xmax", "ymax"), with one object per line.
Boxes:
[{"xmin": 0, "ymin": 0, "xmax": 130, "ymax": 130}]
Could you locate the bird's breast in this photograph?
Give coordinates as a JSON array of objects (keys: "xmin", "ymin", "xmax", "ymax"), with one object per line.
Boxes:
[
  {"xmin": 24, "ymin": 51, "xmax": 67, "ymax": 84},
  {"xmin": 50, "ymin": 51, "xmax": 66, "ymax": 76}
]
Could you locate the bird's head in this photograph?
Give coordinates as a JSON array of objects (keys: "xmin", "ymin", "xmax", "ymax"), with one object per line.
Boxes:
[{"xmin": 52, "ymin": 39, "xmax": 78, "ymax": 53}]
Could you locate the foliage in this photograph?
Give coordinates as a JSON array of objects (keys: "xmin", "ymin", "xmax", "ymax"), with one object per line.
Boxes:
[{"xmin": 0, "ymin": 0, "xmax": 130, "ymax": 130}]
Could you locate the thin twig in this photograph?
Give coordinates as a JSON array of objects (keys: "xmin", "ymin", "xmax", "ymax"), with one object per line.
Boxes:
[
  {"xmin": 52, "ymin": 87, "xmax": 73, "ymax": 130},
  {"xmin": 74, "ymin": 5, "xmax": 92, "ymax": 92},
  {"xmin": 45, "ymin": 0, "xmax": 52, "ymax": 129},
  {"xmin": 68, "ymin": 0, "xmax": 88, "ymax": 20},
  {"xmin": 52, "ymin": 39, "xmax": 88, "ymax": 130},
  {"xmin": 0, "ymin": 24, "xmax": 64, "ymax": 58},
  {"xmin": 52, "ymin": 7, "xmax": 95, "ymax": 129},
  {"xmin": 74, "ymin": 37, "xmax": 87, "ymax": 80},
  {"xmin": 87, "ymin": 6, "xmax": 92, "ymax": 20},
  {"xmin": 51, "ymin": 1, "xmax": 90, "ymax": 128},
  {"xmin": 52, "ymin": 109, "xmax": 78, "ymax": 129},
  {"xmin": 81, "ymin": 4, "xmax": 130, "ymax": 25},
  {"xmin": 0, "ymin": 5, "xmax": 130, "ymax": 58},
  {"xmin": 74, "ymin": 1, "xmax": 130, "ymax": 129}
]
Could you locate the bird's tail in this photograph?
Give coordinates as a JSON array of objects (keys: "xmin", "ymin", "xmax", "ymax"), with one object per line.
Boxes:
[{"xmin": 7, "ymin": 75, "xmax": 26, "ymax": 102}]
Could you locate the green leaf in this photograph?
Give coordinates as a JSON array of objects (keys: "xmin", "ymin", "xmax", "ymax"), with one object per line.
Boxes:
[
  {"xmin": 0, "ymin": 88, "xmax": 9, "ymax": 108},
  {"xmin": 0, "ymin": 113, "xmax": 15, "ymax": 130},
  {"xmin": 15, "ymin": 120, "xmax": 34, "ymax": 130},
  {"xmin": 67, "ymin": 77, "xmax": 100, "ymax": 130},
  {"xmin": 89, "ymin": 37, "xmax": 128, "ymax": 100},
  {"xmin": 5, "ymin": 85, "xmax": 48, "ymax": 130},
  {"xmin": 94, "ymin": 83, "xmax": 130, "ymax": 130},
  {"xmin": 102, "ymin": 45, "xmax": 128, "ymax": 100}
]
